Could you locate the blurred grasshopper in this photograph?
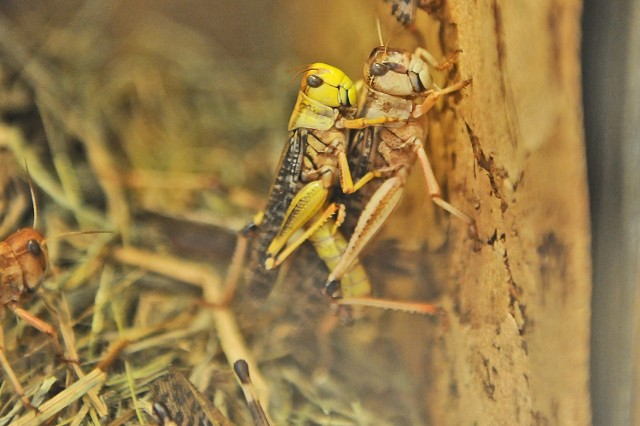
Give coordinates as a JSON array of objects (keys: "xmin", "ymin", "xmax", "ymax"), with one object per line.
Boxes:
[
  {"xmin": 244, "ymin": 64, "xmax": 379, "ymax": 300},
  {"xmin": 384, "ymin": 0, "xmax": 440, "ymax": 25},
  {"xmin": 0, "ymin": 175, "xmax": 110, "ymax": 410},
  {"xmin": 324, "ymin": 46, "xmax": 476, "ymax": 297},
  {"xmin": 0, "ymin": 180, "xmax": 57, "ymax": 410},
  {"xmin": 150, "ymin": 367, "xmax": 235, "ymax": 426},
  {"xmin": 150, "ymin": 361, "xmax": 270, "ymax": 425}
]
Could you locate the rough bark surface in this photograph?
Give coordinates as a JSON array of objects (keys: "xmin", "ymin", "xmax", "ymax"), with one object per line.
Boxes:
[{"xmin": 419, "ymin": 1, "xmax": 591, "ymax": 424}]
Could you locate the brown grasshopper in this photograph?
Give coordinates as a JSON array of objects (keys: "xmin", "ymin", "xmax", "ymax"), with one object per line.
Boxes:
[
  {"xmin": 0, "ymin": 176, "xmax": 107, "ymax": 410},
  {"xmin": 325, "ymin": 46, "xmax": 476, "ymax": 297},
  {"xmin": 0, "ymin": 180, "xmax": 61, "ymax": 410}
]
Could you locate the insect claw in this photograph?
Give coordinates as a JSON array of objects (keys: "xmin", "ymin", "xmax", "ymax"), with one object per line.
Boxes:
[
  {"xmin": 467, "ymin": 220, "xmax": 483, "ymax": 252},
  {"xmin": 263, "ymin": 254, "xmax": 275, "ymax": 270},
  {"xmin": 468, "ymin": 220, "xmax": 479, "ymax": 238},
  {"xmin": 434, "ymin": 50, "xmax": 463, "ymax": 71},
  {"xmin": 323, "ymin": 280, "xmax": 342, "ymax": 299},
  {"xmin": 436, "ymin": 306, "xmax": 450, "ymax": 330},
  {"xmin": 241, "ymin": 221, "xmax": 259, "ymax": 237}
]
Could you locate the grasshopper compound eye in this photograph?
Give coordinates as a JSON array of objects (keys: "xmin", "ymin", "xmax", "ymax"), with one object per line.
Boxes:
[
  {"xmin": 387, "ymin": 62, "xmax": 408, "ymax": 73},
  {"xmin": 306, "ymin": 74, "xmax": 324, "ymax": 88},
  {"xmin": 27, "ymin": 239, "xmax": 42, "ymax": 257},
  {"xmin": 370, "ymin": 62, "xmax": 390, "ymax": 76},
  {"xmin": 3, "ymin": 228, "xmax": 49, "ymax": 291}
]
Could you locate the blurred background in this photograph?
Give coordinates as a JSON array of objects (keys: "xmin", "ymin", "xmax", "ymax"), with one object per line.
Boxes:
[{"xmin": 583, "ymin": 0, "xmax": 640, "ymax": 425}]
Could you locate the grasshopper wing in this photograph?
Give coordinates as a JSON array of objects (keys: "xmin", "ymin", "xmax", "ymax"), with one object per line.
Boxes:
[{"xmin": 245, "ymin": 129, "xmax": 306, "ymax": 299}]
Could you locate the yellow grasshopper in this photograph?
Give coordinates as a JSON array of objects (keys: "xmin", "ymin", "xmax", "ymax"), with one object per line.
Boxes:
[
  {"xmin": 244, "ymin": 64, "xmax": 379, "ymax": 301},
  {"xmin": 324, "ymin": 46, "xmax": 477, "ymax": 298}
]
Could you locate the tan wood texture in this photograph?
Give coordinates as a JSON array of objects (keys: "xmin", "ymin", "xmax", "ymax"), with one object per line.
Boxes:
[{"xmin": 421, "ymin": 1, "xmax": 591, "ymax": 424}]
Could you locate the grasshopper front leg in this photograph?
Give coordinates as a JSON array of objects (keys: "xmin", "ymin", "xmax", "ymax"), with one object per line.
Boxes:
[
  {"xmin": 416, "ymin": 143, "xmax": 476, "ymax": 228},
  {"xmin": 336, "ymin": 77, "xmax": 470, "ymax": 128},
  {"xmin": 412, "ymin": 78, "xmax": 472, "ymax": 118},
  {"xmin": 337, "ymin": 116, "xmax": 407, "ymax": 129},
  {"xmin": 0, "ymin": 326, "xmax": 37, "ymax": 411}
]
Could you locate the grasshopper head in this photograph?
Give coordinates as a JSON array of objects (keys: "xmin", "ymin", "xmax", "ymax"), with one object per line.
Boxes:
[
  {"xmin": 364, "ymin": 47, "xmax": 433, "ymax": 96},
  {"xmin": 301, "ymin": 63, "xmax": 357, "ymax": 108},
  {"xmin": 4, "ymin": 228, "xmax": 49, "ymax": 292}
]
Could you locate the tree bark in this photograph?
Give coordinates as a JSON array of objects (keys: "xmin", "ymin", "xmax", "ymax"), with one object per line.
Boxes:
[{"xmin": 421, "ymin": 1, "xmax": 591, "ymax": 424}]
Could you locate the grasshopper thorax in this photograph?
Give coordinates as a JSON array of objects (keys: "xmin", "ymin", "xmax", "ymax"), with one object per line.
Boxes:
[{"xmin": 364, "ymin": 47, "xmax": 433, "ymax": 97}]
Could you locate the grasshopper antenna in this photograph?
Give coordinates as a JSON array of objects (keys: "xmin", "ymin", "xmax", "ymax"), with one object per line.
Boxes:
[
  {"xmin": 377, "ymin": 17, "xmax": 399, "ymax": 53},
  {"xmin": 46, "ymin": 230, "xmax": 113, "ymax": 242},
  {"xmin": 24, "ymin": 161, "xmax": 38, "ymax": 229},
  {"xmin": 233, "ymin": 359, "xmax": 271, "ymax": 426},
  {"xmin": 376, "ymin": 17, "xmax": 384, "ymax": 47}
]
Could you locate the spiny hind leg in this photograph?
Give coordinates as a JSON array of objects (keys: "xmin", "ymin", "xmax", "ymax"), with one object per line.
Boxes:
[
  {"xmin": 314, "ymin": 218, "xmax": 444, "ymax": 317},
  {"xmin": 325, "ymin": 176, "xmax": 406, "ymax": 291},
  {"xmin": 414, "ymin": 46, "xmax": 462, "ymax": 71}
]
